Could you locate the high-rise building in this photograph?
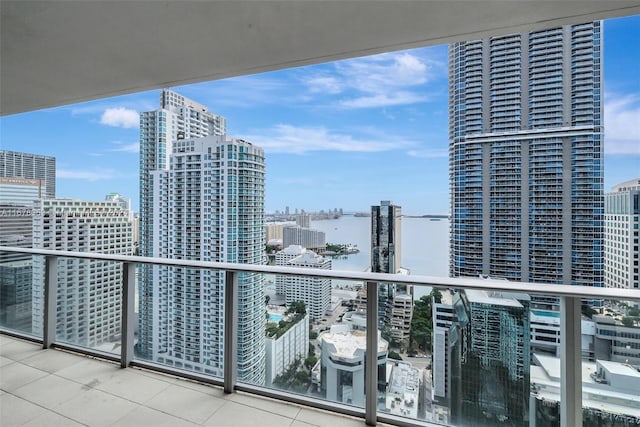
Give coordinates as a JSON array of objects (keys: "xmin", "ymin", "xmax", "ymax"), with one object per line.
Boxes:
[
  {"xmin": 0, "ymin": 150, "xmax": 56, "ymax": 198},
  {"xmin": 0, "ymin": 151, "xmax": 55, "ymax": 331},
  {"xmin": 151, "ymin": 135, "xmax": 266, "ymax": 384},
  {"xmin": 282, "ymin": 225, "xmax": 326, "ymax": 250},
  {"xmin": 31, "ymin": 199, "xmax": 132, "ymax": 348},
  {"xmin": 296, "ymin": 211, "xmax": 310, "ymax": 228},
  {"xmin": 449, "ymin": 290, "xmax": 531, "ymax": 426},
  {"xmin": 371, "ymin": 201, "xmax": 401, "ymax": 274},
  {"xmin": 449, "ymin": 22, "xmax": 604, "ymax": 290},
  {"xmin": 105, "ymin": 192, "xmax": 131, "ymax": 215},
  {"xmin": 138, "ymin": 89, "xmax": 226, "ymax": 358},
  {"xmin": 275, "ymin": 246, "xmax": 331, "ymax": 320},
  {"xmin": 604, "ymin": 178, "xmax": 640, "ymax": 290},
  {"xmin": 370, "ymin": 201, "xmax": 412, "ymax": 339}
]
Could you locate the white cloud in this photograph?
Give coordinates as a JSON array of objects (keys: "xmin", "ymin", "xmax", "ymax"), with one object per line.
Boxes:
[
  {"xmin": 605, "ymin": 94, "xmax": 640, "ymax": 155},
  {"xmin": 244, "ymin": 124, "xmax": 414, "ymax": 154},
  {"xmin": 407, "ymin": 149, "xmax": 448, "ymax": 159},
  {"xmin": 110, "ymin": 141, "xmax": 139, "ymax": 153},
  {"xmin": 100, "ymin": 107, "xmax": 139, "ymax": 128},
  {"xmin": 57, "ymin": 168, "xmax": 118, "ymax": 181},
  {"xmin": 305, "ymin": 76, "xmax": 343, "ymax": 94},
  {"xmin": 304, "ymin": 50, "xmax": 443, "ymax": 109},
  {"xmin": 340, "ymin": 92, "xmax": 427, "ymax": 109}
]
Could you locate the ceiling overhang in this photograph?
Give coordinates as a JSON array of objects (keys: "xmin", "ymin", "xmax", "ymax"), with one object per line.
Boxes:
[{"xmin": 2, "ymin": 1, "xmax": 639, "ymax": 116}]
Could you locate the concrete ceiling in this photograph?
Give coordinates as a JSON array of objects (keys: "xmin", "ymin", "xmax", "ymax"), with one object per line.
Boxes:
[{"xmin": 2, "ymin": 1, "xmax": 639, "ymax": 116}]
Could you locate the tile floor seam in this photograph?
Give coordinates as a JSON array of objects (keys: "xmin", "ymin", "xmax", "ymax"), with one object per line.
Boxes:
[
  {"xmin": 231, "ymin": 396, "xmax": 301, "ymax": 419},
  {"xmin": 104, "ymin": 402, "xmax": 146, "ymax": 427},
  {"xmin": 138, "ymin": 401, "xmax": 214, "ymax": 426},
  {"xmin": 1, "ymin": 390, "xmax": 91, "ymax": 427},
  {"xmin": 199, "ymin": 396, "xmax": 233, "ymax": 425}
]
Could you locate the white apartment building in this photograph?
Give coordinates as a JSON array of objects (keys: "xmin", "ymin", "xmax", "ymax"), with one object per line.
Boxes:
[
  {"xmin": 275, "ymin": 245, "xmax": 331, "ymax": 321},
  {"xmin": 265, "ymin": 313, "xmax": 309, "ymax": 385},
  {"xmin": 605, "ymin": 178, "xmax": 640, "ymax": 290},
  {"xmin": 152, "ymin": 135, "xmax": 266, "ymax": 384},
  {"xmin": 31, "ymin": 199, "xmax": 133, "ymax": 348},
  {"xmin": 282, "ymin": 225, "xmax": 326, "ymax": 250},
  {"xmin": 138, "ymin": 89, "xmax": 226, "ymax": 359}
]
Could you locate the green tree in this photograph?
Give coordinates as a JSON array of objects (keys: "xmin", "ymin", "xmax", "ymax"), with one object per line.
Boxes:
[
  {"xmin": 305, "ymin": 355, "xmax": 318, "ymax": 369},
  {"xmin": 309, "ymin": 330, "xmax": 318, "ymax": 340},
  {"xmin": 430, "ymin": 288, "xmax": 443, "ymax": 304},
  {"xmin": 286, "ymin": 301, "xmax": 306, "ymax": 317},
  {"xmin": 388, "ymin": 351, "xmax": 403, "ymax": 360},
  {"xmin": 410, "ymin": 295, "xmax": 434, "ymax": 352},
  {"xmin": 621, "ymin": 317, "xmax": 635, "ymax": 327}
]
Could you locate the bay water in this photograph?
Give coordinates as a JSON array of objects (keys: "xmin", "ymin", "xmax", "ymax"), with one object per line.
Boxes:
[{"xmin": 310, "ymin": 216, "xmax": 450, "ymax": 300}]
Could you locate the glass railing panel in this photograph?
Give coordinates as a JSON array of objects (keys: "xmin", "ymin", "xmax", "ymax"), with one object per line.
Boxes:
[
  {"xmin": 0, "ymin": 251, "xmax": 42, "ymax": 337},
  {"xmin": 134, "ymin": 264, "xmax": 224, "ymax": 380},
  {"xmin": 385, "ymin": 287, "xmax": 545, "ymax": 426},
  {"xmin": 52, "ymin": 256, "xmax": 123, "ymax": 354},
  {"xmin": 577, "ymin": 297, "xmax": 640, "ymax": 427},
  {"xmin": 241, "ymin": 272, "xmax": 366, "ymax": 410}
]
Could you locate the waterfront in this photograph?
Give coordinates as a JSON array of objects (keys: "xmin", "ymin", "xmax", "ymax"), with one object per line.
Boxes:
[{"xmin": 310, "ymin": 215, "xmax": 450, "ymax": 299}]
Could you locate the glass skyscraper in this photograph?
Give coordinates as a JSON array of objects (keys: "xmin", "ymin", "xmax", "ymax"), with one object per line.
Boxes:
[{"xmin": 449, "ymin": 22, "xmax": 604, "ymax": 290}]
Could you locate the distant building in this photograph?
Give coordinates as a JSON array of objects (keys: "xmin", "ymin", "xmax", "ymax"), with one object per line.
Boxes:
[
  {"xmin": 531, "ymin": 354, "xmax": 640, "ymax": 426},
  {"xmin": 275, "ymin": 245, "xmax": 331, "ymax": 320},
  {"xmin": 105, "ymin": 192, "xmax": 132, "ymax": 219},
  {"xmin": 265, "ymin": 222, "xmax": 288, "ymax": 245},
  {"xmin": 371, "ymin": 201, "xmax": 412, "ymax": 341},
  {"xmin": 296, "ymin": 212, "xmax": 310, "ymax": 228},
  {"xmin": 316, "ymin": 325, "xmax": 388, "ymax": 407},
  {"xmin": 31, "ymin": 199, "xmax": 133, "ymax": 348},
  {"xmin": 432, "ymin": 291, "xmax": 455, "ymax": 405},
  {"xmin": 383, "ymin": 361, "xmax": 420, "ymax": 419},
  {"xmin": 0, "ymin": 150, "xmax": 56, "ymax": 198},
  {"xmin": 282, "ymin": 225, "xmax": 325, "ymax": 250},
  {"xmin": 265, "ymin": 313, "xmax": 309, "ymax": 385},
  {"xmin": 0, "ymin": 151, "xmax": 55, "ymax": 331},
  {"xmin": 371, "ymin": 200, "xmax": 401, "ymax": 274},
  {"xmin": 605, "ymin": 178, "xmax": 640, "ymax": 290},
  {"xmin": 449, "ymin": 289, "xmax": 531, "ymax": 426}
]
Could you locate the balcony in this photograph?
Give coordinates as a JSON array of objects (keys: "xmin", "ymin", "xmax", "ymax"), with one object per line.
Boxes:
[
  {"xmin": 2, "ymin": 246, "xmax": 640, "ymax": 427},
  {"xmin": 1, "ymin": 335, "xmax": 376, "ymax": 427}
]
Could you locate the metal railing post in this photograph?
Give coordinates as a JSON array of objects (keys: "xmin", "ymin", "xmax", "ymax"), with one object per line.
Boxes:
[
  {"xmin": 224, "ymin": 270, "xmax": 238, "ymax": 393},
  {"xmin": 43, "ymin": 255, "xmax": 58, "ymax": 348},
  {"xmin": 560, "ymin": 296, "xmax": 582, "ymax": 427},
  {"xmin": 365, "ymin": 280, "xmax": 378, "ymax": 426},
  {"xmin": 121, "ymin": 262, "xmax": 136, "ymax": 368}
]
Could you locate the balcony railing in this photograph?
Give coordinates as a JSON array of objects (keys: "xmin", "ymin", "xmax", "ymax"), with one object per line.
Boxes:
[{"xmin": 1, "ymin": 245, "xmax": 639, "ymax": 427}]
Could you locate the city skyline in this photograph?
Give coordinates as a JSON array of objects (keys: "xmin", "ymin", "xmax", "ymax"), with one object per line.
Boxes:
[{"xmin": 0, "ymin": 16, "xmax": 637, "ymax": 215}]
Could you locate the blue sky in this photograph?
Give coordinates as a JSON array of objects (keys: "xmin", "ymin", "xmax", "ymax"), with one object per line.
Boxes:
[{"xmin": 1, "ymin": 16, "xmax": 638, "ymax": 216}]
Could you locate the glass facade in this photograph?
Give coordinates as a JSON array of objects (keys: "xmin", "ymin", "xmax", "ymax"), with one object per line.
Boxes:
[{"xmin": 449, "ymin": 22, "xmax": 604, "ymax": 290}]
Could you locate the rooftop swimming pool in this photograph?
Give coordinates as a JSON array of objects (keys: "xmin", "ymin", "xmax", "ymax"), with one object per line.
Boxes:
[
  {"xmin": 268, "ymin": 313, "xmax": 283, "ymax": 322},
  {"xmin": 531, "ymin": 310, "xmax": 560, "ymax": 318}
]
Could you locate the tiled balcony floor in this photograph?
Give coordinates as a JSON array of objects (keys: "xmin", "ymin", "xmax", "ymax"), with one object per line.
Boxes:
[{"xmin": 1, "ymin": 335, "xmax": 393, "ymax": 427}]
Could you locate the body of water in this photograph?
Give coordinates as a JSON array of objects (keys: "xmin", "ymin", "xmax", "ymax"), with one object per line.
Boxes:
[{"xmin": 310, "ymin": 215, "xmax": 450, "ymax": 299}]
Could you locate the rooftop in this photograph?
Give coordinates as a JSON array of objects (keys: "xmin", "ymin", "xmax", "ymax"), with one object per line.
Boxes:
[{"xmin": 0, "ymin": 334, "xmax": 393, "ymax": 427}]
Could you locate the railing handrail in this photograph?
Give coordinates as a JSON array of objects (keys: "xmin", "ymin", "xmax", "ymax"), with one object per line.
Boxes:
[{"xmin": 2, "ymin": 245, "xmax": 639, "ymax": 301}]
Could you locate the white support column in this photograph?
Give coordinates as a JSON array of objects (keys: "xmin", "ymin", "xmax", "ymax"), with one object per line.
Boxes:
[
  {"xmin": 121, "ymin": 262, "xmax": 136, "ymax": 368},
  {"xmin": 560, "ymin": 296, "xmax": 582, "ymax": 427},
  {"xmin": 43, "ymin": 255, "xmax": 57, "ymax": 349},
  {"xmin": 224, "ymin": 271, "xmax": 238, "ymax": 393},
  {"xmin": 365, "ymin": 280, "xmax": 378, "ymax": 426}
]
